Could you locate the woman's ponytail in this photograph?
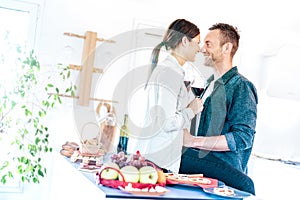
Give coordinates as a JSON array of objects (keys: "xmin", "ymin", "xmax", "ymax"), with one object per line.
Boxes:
[
  {"xmin": 145, "ymin": 41, "xmax": 166, "ymax": 89},
  {"xmin": 150, "ymin": 41, "xmax": 166, "ymax": 74}
]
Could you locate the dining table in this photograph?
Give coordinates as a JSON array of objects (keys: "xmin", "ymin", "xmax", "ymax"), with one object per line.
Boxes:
[{"xmin": 58, "ymin": 152, "xmax": 259, "ymax": 200}]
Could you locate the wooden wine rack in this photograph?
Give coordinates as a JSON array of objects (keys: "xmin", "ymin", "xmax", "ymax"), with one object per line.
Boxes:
[{"xmin": 62, "ymin": 31, "xmax": 117, "ymax": 106}]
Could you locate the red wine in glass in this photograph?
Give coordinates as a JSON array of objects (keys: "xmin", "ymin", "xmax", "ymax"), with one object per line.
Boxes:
[{"xmin": 191, "ymin": 87, "xmax": 204, "ymax": 97}]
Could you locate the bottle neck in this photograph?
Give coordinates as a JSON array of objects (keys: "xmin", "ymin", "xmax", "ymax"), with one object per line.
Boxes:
[
  {"xmin": 121, "ymin": 114, "xmax": 129, "ymax": 137},
  {"xmin": 123, "ymin": 114, "xmax": 128, "ymax": 126}
]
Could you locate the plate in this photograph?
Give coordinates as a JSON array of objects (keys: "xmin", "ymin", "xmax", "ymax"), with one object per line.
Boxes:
[
  {"xmin": 118, "ymin": 186, "xmax": 169, "ymax": 196},
  {"xmin": 165, "ymin": 173, "xmax": 219, "ymax": 189},
  {"xmin": 203, "ymin": 187, "xmax": 253, "ymax": 199},
  {"xmin": 78, "ymin": 164, "xmax": 101, "ymax": 173}
]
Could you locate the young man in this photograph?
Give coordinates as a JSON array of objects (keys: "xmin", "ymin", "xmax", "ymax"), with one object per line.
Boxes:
[{"xmin": 180, "ymin": 23, "xmax": 258, "ymax": 194}]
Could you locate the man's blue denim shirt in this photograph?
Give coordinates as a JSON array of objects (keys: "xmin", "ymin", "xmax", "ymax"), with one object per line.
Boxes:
[{"xmin": 197, "ymin": 66, "xmax": 258, "ymax": 173}]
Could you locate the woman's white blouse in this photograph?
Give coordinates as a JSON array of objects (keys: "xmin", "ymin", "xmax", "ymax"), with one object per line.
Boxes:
[{"xmin": 137, "ymin": 55, "xmax": 195, "ymax": 173}]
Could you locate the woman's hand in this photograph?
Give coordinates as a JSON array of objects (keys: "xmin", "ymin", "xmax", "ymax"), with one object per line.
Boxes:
[{"xmin": 188, "ymin": 98, "xmax": 204, "ymax": 115}]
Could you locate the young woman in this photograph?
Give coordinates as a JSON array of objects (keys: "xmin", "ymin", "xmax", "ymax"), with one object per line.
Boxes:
[{"xmin": 138, "ymin": 19, "xmax": 203, "ymax": 173}]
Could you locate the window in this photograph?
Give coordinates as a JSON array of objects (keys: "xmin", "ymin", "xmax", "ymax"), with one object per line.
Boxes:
[
  {"xmin": 0, "ymin": 0, "xmax": 39, "ymax": 84},
  {"xmin": 0, "ymin": 0, "xmax": 40, "ymax": 193}
]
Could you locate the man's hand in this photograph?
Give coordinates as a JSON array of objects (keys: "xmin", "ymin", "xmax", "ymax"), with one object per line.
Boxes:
[{"xmin": 183, "ymin": 128, "xmax": 195, "ymax": 147}]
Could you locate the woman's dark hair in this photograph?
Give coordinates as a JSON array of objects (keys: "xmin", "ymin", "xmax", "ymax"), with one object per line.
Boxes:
[
  {"xmin": 149, "ymin": 19, "xmax": 200, "ymax": 75},
  {"xmin": 209, "ymin": 23, "xmax": 240, "ymax": 57}
]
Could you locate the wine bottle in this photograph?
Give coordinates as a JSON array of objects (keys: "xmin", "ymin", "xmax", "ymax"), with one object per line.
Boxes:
[{"xmin": 117, "ymin": 114, "xmax": 129, "ymax": 154}]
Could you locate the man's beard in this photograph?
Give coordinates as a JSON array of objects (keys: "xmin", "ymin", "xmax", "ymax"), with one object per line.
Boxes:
[{"xmin": 203, "ymin": 56, "xmax": 214, "ymax": 67}]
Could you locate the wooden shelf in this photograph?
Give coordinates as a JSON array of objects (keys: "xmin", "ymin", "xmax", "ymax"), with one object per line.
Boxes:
[{"xmin": 63, "ymin": 31, "xmax": 116, "ymax": 106}]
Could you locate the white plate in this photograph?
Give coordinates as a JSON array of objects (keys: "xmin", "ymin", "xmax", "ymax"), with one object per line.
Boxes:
[
  {"xmin": 118, "ymin": 186, "xmax": 169, "ymax": 196},
  {"xmin": 203, "ymin": 187, "xmax": 253, "ymax": 199}
]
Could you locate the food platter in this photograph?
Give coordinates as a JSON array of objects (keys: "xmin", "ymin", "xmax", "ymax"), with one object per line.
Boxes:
[
  {"xmin": 165, "ymin": 173, "xmax": 219, "ymax": 188},
  {"xmin": 203, "ymin": 187, "xmax": 253, "ymax": 199},
  {"xmin": 118, "ymin": 184, "xmax": 169, "ymax": 196},
  {"xmin": 97, "ymin": 166, "xmax": 166, "ymax": 189},
  {"xmin": 69, "ymin": 150, "xmax": 105, "ymax": 168}
]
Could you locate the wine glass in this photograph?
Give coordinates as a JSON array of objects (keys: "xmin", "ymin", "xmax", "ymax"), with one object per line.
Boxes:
[
  {"xmin": 192, "ymin": 74, "xmax": 215, "ymax": 99},
  {"xmin": 191, "ymin": 87, "xmax": 205, "ymax": 98},
  {"xmin": 190, "ymin": 76, "xmax": 206, "ymax": 98},
  {"xmin": 183, "ymin": 63, "xmax": 207, "ymax": 98}
]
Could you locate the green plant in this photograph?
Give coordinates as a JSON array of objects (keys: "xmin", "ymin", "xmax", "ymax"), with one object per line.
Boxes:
[{"xmin": 0, "ymin": 49, "xmax": 76, "ymax": 184}]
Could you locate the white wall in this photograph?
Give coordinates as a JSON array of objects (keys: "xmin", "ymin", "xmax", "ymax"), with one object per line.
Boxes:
[
  {"xmin": 36, "ymin": 0, "xmax": 300, "ymax": 160},
  {"xmin": 1, "ymin": 0, "xmax": 300, "ymax": 199}
]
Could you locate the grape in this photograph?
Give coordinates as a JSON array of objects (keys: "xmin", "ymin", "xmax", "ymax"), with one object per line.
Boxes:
[
  {"xmin": 107, "ymin": 151, "xmax": 153, "ymax": 170},
  {"xmin": 132, "ymin": 154, "xmax": 139, "ymax": 160},
  {"xmin": 139, "ymin": 156, "xmax": 145, "ymax": 162},
  {"xmin": 119, "ymin": 162, "xmax": 126, "ymax": 168},
  {"xmin": 111, "ymin": 154, "xmax": 118, "ymax": 159},
  {"xmin": 118, "ymin": 151, "xmax": 125, "ymax": 157},
  {"xmin": 133, "ymin": 160, "xmax": 140, "ymax": 168}
]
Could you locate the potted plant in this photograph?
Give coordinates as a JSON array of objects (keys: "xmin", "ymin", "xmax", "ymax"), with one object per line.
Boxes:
[{"xmin": 0, "ymin": 47, "xmax": 76, "ymax": 185}]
